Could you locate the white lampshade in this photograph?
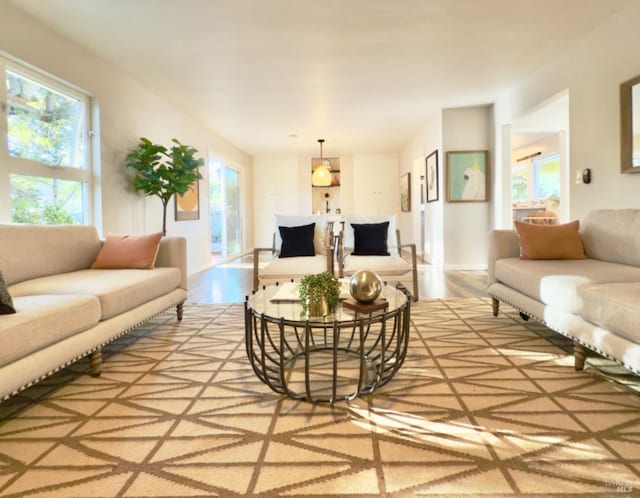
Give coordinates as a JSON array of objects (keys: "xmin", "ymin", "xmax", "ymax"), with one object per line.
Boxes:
[
  {"xmin": 312, "ymin": 138, "xmax": 332, "ymax": 187},
  {"xmin": 312, "ymin": 163, "xmax": 332, "ymax": 186}
]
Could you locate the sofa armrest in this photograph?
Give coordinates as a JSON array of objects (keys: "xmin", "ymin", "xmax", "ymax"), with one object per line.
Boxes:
[
  {"xmin": 488, "ymin": 229, "xmax": 520, "ymax": 285},
  {"xmin": 155, "ymin": 237, "xmax": 187, "ymax": 290}
]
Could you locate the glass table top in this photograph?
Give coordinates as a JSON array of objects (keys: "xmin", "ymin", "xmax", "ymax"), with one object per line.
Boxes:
[{"xmin": 247, "ymin": 282, "xmax": 408, "ymax": 324}]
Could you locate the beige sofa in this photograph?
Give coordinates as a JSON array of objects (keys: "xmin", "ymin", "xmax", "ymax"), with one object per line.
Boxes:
[
  {"xmin": 0, "ymin": 224, "xmax": 187, "ymax": 401},
  {"xmin": 488, "ymin": 209, "xmax": 640, "ymax": 375}
]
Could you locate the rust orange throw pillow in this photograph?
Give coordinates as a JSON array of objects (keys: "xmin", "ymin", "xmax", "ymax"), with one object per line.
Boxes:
[
  {"xmin": 515, "ymin": 220, "xmax": 587, "ymax": 260},
  {"xmin": 91, "ymin": 232, "xmax": 163, "ymax": 269}
]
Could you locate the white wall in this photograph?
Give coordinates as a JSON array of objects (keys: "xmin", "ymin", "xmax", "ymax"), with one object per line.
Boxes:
[
  {"xmin": 252, "ymin": 153, "xmax": 399, "ymax": 247},
  {"xmin": 0, "ymin": 3, "xmax": 252, "ymax": 275},
  {"xmin": 399, "ymin": 111, "xmax": 443, "ymax": 264},
  {"xmin": 442, "ymin": 105, "xmax": 493, "ymax": 269},
  {"xmin": 493, "ymin": 1, "xmax": 640, "ymax": 225}
]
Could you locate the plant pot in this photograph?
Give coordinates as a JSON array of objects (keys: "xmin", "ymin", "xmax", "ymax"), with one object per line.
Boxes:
[{"xmin": 308, "ymin": 291, "xmax": 329, "ymax": 317}]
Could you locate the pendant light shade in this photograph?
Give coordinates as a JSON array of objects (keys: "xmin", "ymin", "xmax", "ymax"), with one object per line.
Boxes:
[{"xmin": 312, "ymin": 139, "xmax": 332, "ymax": 187}]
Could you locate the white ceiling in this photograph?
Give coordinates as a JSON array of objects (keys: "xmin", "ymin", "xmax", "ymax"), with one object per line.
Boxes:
[{"xmin": 10, "ymin": 0, "xmax": 625, "ymax": 156}]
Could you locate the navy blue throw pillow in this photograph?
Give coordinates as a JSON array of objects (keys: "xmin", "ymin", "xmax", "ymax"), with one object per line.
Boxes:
[
  {"xmin": 279, "ymin": 223, "xmax": 316, "ymax": 258},
  {"xmin": 352, "ymin": 222, "xmax": 390, "ymax": 256}
]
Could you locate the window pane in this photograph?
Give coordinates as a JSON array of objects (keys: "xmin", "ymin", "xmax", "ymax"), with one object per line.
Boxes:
[
  {"xmin": 6, "ymin": 69, "xmax": 85, "ymax": 168},
  {"xmin": 512, "ymin": 163, "xmax": 528, "ymax": 200},
  {"xmin": 534, "ymin": 156, "xmax": 560, "ymax": 198},
  {"xmin": 10, "ymin": 174, "xmax": 84, "ymax": 224}
]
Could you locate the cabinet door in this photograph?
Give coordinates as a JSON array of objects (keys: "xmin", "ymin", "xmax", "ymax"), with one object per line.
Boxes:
[
  {"xmin": 253, "ymin": 157, "xmax": 299, "ymax": 246},
  {"xmin": 353, "ymin": 155, "xmax": 400, "ymax": 215}
]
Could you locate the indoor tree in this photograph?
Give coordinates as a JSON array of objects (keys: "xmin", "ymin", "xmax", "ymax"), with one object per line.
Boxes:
[{"xmin": 125, "ymin": 137, "xmax": 204, "ymax": 235}]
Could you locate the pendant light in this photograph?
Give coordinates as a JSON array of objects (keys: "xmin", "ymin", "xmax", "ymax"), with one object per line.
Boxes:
[{"xmin": 311, "ymin": 138, "xmax": 332, "ymax": 187}]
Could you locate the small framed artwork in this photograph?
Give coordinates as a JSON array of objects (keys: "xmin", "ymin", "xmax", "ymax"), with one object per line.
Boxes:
[
  {"xmin": 426, "ymin": 150, "xmax": 439, "ymax": 203},
  {"xmin": 400, "ymin": 172, "xmax": 411, "ymax": 211},
  {"xmin": 446, "ymin": 150, "xmax": 489, "ymax": 202},
  {"xmin": 175, "ymin": 181, "xmax": 200, "ymax": 221}
]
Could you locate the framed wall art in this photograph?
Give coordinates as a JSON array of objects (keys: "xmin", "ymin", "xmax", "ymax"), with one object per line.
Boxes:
[
  {"xmin": 400, "ymin": 172, "xmax": 411, "ymax": 211},
  {"xmin": 446, "ymin": 150, "xmax": 489, "ymax": 202},
  {"xmin": 425, "ymin": 150, "xmax": 439, "ymax": 203},
  {"xmin": 175, "ymin": 181, "xmax": 200, "ymax": 221}
]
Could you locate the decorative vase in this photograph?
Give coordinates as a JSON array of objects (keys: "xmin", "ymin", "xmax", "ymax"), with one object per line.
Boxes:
[{"xmin": 349, "ymin": 270, "xmax": 382, "ymax": 303}]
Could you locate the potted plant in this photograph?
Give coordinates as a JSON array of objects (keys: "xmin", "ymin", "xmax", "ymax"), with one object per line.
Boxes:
[
  {"xmin": 125, "ymin": 137, "xmax": 204, "ymax": 236},
  {"xmin": 298, "ymin": 271, "xmax": 341, "ymax": 317}
]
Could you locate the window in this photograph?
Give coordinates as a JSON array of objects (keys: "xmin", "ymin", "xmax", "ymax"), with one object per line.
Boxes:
[
  {"xmin": 511, "ymin": 153, "xmax": 560, "ymax": 202},
  {"xmin": 1, "ymin": 57, "xmax": 92, "ymax": 224},
  {"xmin": 532, "ymin": 154, "xmax": 560, "ymax": 199}
]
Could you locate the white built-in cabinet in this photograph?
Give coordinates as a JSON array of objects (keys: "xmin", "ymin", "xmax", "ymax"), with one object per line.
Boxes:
[
  {"xmin": 252, "ymin": 156, "xmax": 300, "ymax": 247},
  {"xmin": 352, "ymin": 154, "xmax": 400, "ymax": 216}
]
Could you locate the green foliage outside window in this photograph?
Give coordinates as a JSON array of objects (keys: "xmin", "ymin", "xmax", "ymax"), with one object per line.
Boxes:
[
  {"xmin": 10, "ymin": 175, "xmax": 81, "ymax": 224},
  {"xmin": 6, "ymin": 69, "xmax": 86, "ymax": 225}
]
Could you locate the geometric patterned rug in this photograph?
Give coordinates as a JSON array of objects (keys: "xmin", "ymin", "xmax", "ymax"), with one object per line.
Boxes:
[{"xmin": 0, "ymin": 298, "xmax": 638, "ymax": 497}]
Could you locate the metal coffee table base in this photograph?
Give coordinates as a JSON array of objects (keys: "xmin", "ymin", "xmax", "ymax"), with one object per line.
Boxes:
[{"xmin": 245, "ymin": 286, "xmax": 410, "ymax": 403}]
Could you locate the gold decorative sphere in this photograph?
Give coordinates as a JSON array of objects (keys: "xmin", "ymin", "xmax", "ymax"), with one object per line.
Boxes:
[{"xmin": 349, "ymin": 270, "xmax": 382, "ymax": 303}]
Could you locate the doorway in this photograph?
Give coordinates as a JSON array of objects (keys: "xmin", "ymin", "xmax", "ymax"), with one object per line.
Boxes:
[
  {"xmin": 209, "ymin": 160, "xmax": 241, "ymax": 260},
  {"xmin": 510, "ymin": 91, "xmax": 569, "ymax": 225}
]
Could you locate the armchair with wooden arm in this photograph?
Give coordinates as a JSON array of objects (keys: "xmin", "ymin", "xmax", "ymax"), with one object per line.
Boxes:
[
  {"xmin": 252, "ymin": 214, "xmax": 333, "ymax": 292},
  {"xmin": 337, "ymin": 214, "xmax": 418, "ymax": 301}
]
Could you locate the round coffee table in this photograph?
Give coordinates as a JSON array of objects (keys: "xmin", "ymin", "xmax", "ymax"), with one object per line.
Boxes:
[{"xmin": 244, "ymin": 284, "xmax": 411, "ymax": 403}]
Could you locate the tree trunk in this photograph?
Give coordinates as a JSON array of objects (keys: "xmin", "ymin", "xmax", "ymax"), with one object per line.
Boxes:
[{"xmin": 162, "ymin": 198, "xmax": 168, "ymax": 236}]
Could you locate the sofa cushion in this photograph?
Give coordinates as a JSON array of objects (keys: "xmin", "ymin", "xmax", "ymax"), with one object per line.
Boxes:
[
  {"xmin": 0, "ymin": 224, "xmax": 101, "ymax": 285},
  {"xmin": 579, "ymin": 282, "xmax": 640, "ymax": 344},
  {"xmin": 343, "ymin": 214, "xmax": 397, "ymax": 249},
  {"xmin": 8, "ymin": 268, "xmax": 181, "ymax": 320},
  {"xmin": 494, "ymin": 257, "xmax": 640, "ymax": 314},
  {"xmin": 352, "ymin": 222, "xmax": 390, "ymax": 256},
  {"xmin": 279, "ymin": 223, "xmax": 316, "ymax": 258},
  {"xmin": 91, "ymin": 232, "xmax": 163, "ymax": 269},
  {"xmin": 275, "ymin": 215, "xmax": 327, "ymax": 256},
  {"xmin": 515, "ymin": 220, "xmax": 586, "ymax": 260},
  {"xmin": 581, "ymin": 209, "xmax": 640, "ymax": 267},
  {"xmin": 344, "ymin": 254, "xmax": 411, "ymax": 276},
  {"xmin": 260, "ymin": 255, "xmax": 327, "ymax": 280},
  {"xmin": 0, "ymin": 294, "xmax": 101, "ymax": 367}
]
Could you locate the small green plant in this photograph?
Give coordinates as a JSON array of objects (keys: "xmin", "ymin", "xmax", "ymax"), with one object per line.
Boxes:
[
  {"xmin": 125, "ymin": 137, "xmax": 204, "ymax": 235},
  {"xmin": 298, "ymin": 272, "xmax": 341, "ymax": 316}
]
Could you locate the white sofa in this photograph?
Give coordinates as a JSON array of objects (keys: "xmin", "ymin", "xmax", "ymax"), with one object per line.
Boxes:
[
  {"xmin": 488, "ymin": 209, "xmax": 640, "ymax": 375},
  {"xmin": 0, "ymin": 224, "xmax": 187, "ymax": 401}
]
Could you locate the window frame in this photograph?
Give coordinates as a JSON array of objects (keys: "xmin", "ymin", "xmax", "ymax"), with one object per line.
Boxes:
[{"xmin": 0, "ymin": 55, "xmax": 93, "ymax": 224}]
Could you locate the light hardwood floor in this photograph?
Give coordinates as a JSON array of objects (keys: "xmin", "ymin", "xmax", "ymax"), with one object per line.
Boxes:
[{"xmin": 187, "ymin": 254, "xmax": 489, "ymax": 304}]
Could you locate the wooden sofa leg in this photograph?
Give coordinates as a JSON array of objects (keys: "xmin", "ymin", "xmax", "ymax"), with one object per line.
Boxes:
[
  {"xmin": 177, "ymin": 302, "xmax": 184, "ymax": 321},
  {"xmin": 491, "ymin": 297, "xmax": 499, "ymax": 317},
  {"xmin": 90, "ymin": 350, "xmax": 102, "ymax": 377},
  {"xmin": 574, "ymin": 342, "xmax": 586, "ymax": 371}
]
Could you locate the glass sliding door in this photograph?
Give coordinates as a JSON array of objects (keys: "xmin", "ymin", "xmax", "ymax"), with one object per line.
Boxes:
[
  {"xmin": 209, "ymin": 161, "xmax": 222, "ymax": 254},
  {"xmin": 209, "ymin": 159, "xmax": 241, "ymax": 258},
  {"xmin": 224, "ymin": 167, "xmax": 241, "ymax": 256}
]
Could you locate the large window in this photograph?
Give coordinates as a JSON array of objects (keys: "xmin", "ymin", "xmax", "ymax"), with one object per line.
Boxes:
[{"xmin": 1, "ymin": 57, "xmax": 92, "ymax": 224}]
